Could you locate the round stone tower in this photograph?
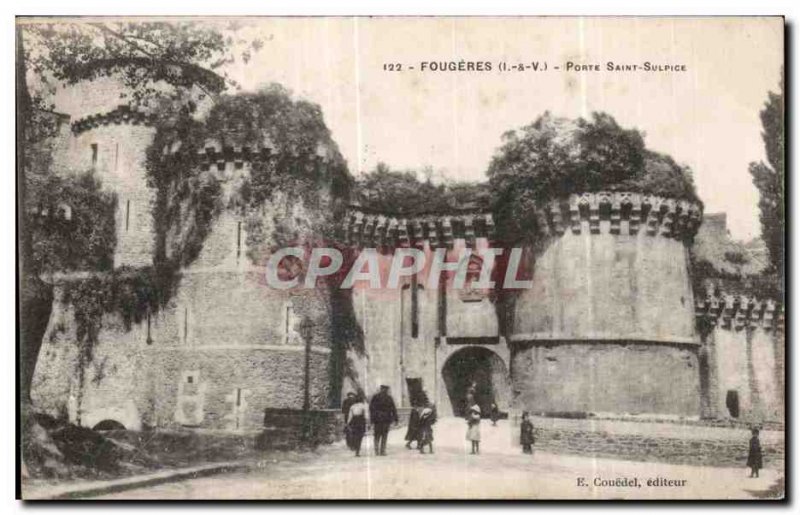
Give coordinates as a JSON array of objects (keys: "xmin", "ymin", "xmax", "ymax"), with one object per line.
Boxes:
[
  {"xmin": 51, "ymin": 66, "xmax": 218, "ymax": 268},
  {"xmin": 32, "ymin": 64, "xmax": 225, "ymax": 430},
  {"xmin": 509, "ymin": 191, "xmax": 704, "ymax": 417}
]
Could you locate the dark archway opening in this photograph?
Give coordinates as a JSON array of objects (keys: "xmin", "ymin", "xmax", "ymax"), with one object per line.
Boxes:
[
  {"xmin": 442, "ymin": 347, "xmax": 509, "ymax": 417},
  {"xmin": 726, "ymin": 390, "xmax": 740, "ymax": 418},
  {"xmin": 92, "ymin": 419, "xmax": 126, "ymax": 431}
]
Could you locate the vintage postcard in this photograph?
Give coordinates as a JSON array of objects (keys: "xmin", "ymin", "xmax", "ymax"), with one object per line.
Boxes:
[{"xmin": 17, "ymin": 16, "xmax": 785, "ymax": 500}]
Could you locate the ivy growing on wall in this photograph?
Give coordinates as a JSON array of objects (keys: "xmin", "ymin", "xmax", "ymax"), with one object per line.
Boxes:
[
  {"xmin": 203, "ymin": 84, "xmax": 351, "ymax": 261},
  {"xmin": 30, "ymin": 171, "xmax": 117, "ymax": 274},
  {"xmin": 58, "ymin": 84, "xmax": 353, "ymax": 382}
]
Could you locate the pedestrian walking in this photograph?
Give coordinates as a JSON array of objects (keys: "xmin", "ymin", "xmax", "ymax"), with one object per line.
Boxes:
[
  {"xmin": 520, "ymin": 411, "xmax": 535, "ymax": 455},
  {"xmin": 341, "ymin": 392, "xmax": 357, "ymax": 450},
  {"xmin": 369, "ymin": 384, "xmax": 398, "ymax": 456},
  {"xmin": 405, "ymin": 405, "xmax": 421, "ymax": 449},
  {"xmin": 747, "ymin": 427, "xmax": 763, "ymax": 478},
  {"xmin": 466, "ymin": 381, "xmax": 477, "ymax": 407},
  {"xmin": 466, "ymin": 403, "xmax": 481, "ymax": 454},
  {"xmin": 346, "ymin": 394, "xmax": 368, "ymax": 457},
  {"xmin": 490, "ymin": 402, "xmax": 500, "ymax": 426},
  {"xmin": 418, "ymin": 402, "xmax": 437, "ymax": 454}
]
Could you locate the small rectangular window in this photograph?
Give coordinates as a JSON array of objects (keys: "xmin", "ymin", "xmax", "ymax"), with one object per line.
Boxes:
[
  {"xmin": 146, "ymin": 312, "xmax": 152, "ymax": 344},
  {"xmin": 183, "ymin": 307, "xmax": 189, "ymax": 344},
  {"xmin": 284, "ymin": 304, "xmax": 293, "ymax": 344},
  {"xmin": 187, "ymin": 375, "xmax": 194, "ymax": 384},
  {"xmin": 236, "ymin": 221, "xmax": 242, "ymax": 260},
  {"xmin": 125, "ymin": 200, "xmax": 131, "ymax": 232},
  {"xmin": 91, "ymin": 143, "xmax": 98, "ymax": 168}
]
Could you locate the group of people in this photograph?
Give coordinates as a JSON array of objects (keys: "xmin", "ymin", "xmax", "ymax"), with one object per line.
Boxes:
[
  {"xmin": 341, "ymin": 385, "xmax": 439, "ymax": 457},
  {"xmin": 462, "ymin": 392, "xmax": 535, "ymax": 455},
  {"xmin": 342, "ymin": 384, "xmax": 538, "ymax": 457},
  {"xmin": 341, "ymin": 385, "xmax": 401, "ymax": 457},
  {"xmin": 343, "ymin": 386, "xmax": 767, "ymax": 479}
]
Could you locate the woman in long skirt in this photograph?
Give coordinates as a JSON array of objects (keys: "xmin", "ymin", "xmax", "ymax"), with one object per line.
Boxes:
[
  {"xmin": 405, "ymin": 406, "xmax": 421, "ymax": 449},
  {"xmin": 466, "ymin": 404, "xmax": 481, "ymax": 454},
  {"xmin": 347, "ymin": 394, "xmax": 368, "ymax": 457}
]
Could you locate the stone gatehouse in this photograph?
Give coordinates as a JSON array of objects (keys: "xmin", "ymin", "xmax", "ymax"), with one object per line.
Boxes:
[{"xmin": 31, "ymin": 72, "xmax": 784, "ymax": 433}]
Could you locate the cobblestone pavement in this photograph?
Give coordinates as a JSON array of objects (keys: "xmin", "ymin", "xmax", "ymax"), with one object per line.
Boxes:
[{"xmin": 97, "ymin": 418, "xmax": 784, "ymax": 500}]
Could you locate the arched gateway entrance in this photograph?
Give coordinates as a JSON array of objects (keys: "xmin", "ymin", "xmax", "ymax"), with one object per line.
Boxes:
[{"xmin": 441, "ymin": 347, "xmax": 511, "ymax": 417}]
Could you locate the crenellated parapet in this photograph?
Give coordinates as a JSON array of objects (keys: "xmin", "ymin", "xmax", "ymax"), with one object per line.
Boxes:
[
  {"xmin": 695, "ymin": 293, "xmax": 784, "ymax": 331},
  {"xmin": 71, "ymin": 105, "xmax": 157, "ymax": 134},
  {"xmin": 159, "ymin": 138, "xmax": 336, "ymax": 172},
  {"xmin": 342, "ymin": 209, "xmax": 495, "ymax": 248},
  {"xmin": 534, "ymin": 192, "xmax": 703, "ymax": 240}
]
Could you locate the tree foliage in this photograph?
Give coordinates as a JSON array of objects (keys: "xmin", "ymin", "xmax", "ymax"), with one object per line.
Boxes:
[
  {"xmin": 487, "ymin": 112, "xmax": 700, "ymax": 242},
  {"xmin": 356, "ymin": 163, "xmax": 488, "ymax": 215},
  {"xmin": 20, "ymin": 20, "xmax": 264, "ymax": 109},
  {"xmin": 749, "ymin": 70, "xmax": 785, "ymax": 281}
]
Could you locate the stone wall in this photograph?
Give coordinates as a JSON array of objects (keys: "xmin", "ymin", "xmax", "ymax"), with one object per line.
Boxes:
[
  {"xmin": 704, "ymin": 326, "xmax": 783, "ymax": 422},
  {"xmin": 512, "ymin": 341, "xmax": 701, "ymax": 417},
  {"xmin": 141, "ymin": 346, "xmax": 330, "ymax": 431},
  {"xmin": 696, "ymin": 294, "xmax": 784, "ymax": 423},
  {"xmin": 32, "ymin": 280, "xmax": 332, "ymax": 432},
  {"xmin": 523, "ymin": 416, "xmax": 784, "ymax": 469},
  {"xmin": 513, "ymin": 232, "xmax": 695, "ymax": 342}
]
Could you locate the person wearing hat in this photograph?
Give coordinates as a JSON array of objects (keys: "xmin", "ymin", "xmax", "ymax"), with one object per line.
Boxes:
[
  {"xmin": 466, "ymin": 402, "xmax": 482, "ymax": 454},
  {"xmin": 520, "ymin": 411, "xmax": 535, "ymax": 455},
  {"xmin": 747, "ymin": 427, "xmax": 763, "ymax": 478},
  {"xmin": 369, "ymin": 384, "xmax": 398, "ymax": 456}
]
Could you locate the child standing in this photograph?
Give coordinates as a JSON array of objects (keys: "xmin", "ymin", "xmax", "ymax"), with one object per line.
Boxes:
[
  {"xmin": 466, "ymin": 403, "xmax": 481, "ymax": 454},
  {"xmin": 520, "ymin": 411, "xmax": 535, "ymax": 455}
]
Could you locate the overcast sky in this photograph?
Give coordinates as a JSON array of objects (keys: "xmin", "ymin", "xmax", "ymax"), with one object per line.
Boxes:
[{"xmin": 224, "ymin": 17, "xmax": 782, "ymax": 240}]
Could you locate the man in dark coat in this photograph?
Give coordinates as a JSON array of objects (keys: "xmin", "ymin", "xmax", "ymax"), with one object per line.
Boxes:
[
  {"xmin": 341, "ymin": 392, "xmax": 357, "ymax": 450},
  {"xmin": 520, "ymin": 411, "xmax": 534, "ymax": 455},
  {"xmin": 369, "ymin": 385, "xmax": 398, "ymax": 456},
  {"xmin": 747, "ymin": 428, "xmax": 763, "ymax": 478}
]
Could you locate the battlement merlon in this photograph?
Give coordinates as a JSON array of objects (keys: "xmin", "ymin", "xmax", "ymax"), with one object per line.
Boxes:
[
  {"xmin": 536, "ymin": 192, "xmax": 703, "ymax": 240},
  {"xmin": 340, "ymin": 192, "xmax": 703, "ymax": 249},
  {"xmin": 341, "ymin": 210, "xmax": 495, "ymax": 249},
  {"xmin": 71, "ymin": 105, "xmax": 158, "ymax": 134},
  {"xmin": 695, "ymin": 293, "xmax": 785, "ymax": 331}
]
